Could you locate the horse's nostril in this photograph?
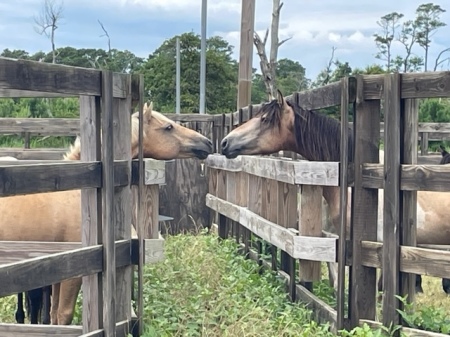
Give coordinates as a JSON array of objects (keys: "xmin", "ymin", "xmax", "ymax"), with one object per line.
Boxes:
[{"xmin": 221, "ymin": 139, "xmax": 228, "ymax": 150}]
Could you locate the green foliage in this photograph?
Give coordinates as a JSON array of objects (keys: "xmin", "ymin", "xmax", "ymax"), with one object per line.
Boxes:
[
  {"xmin": 140, "ymin": 32, "xmax": 238, "ymax": 113},
  {"xmin": 396, "ymin": 295, "xmax": 450, "ymax": 333},
  {"xmin": 419, "ymin": 98, "xmax": 450, "ymax": 122}
]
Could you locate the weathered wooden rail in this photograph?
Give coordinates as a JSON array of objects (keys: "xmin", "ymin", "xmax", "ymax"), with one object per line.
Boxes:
[{"xmin": 0, "ymin": 57, "xmax": 163, "ymax": 337}]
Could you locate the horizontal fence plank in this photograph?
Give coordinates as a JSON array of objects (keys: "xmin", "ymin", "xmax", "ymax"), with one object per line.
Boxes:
[
  {"xmin": 0, "ymin": 148, "xmax": 67, "ymax": 160},
  {"xmin": 144, "ymin": 238, "xmax": 165, "ymax": 264},
  {"xmin": 0, "ymin": 118, "xmax": 79, "ymax": 135},
  {"xmin": 0, "ymin": 57, "xmax": 128, "ymax": 98},
  {"xmin": 0, "ymin": 159, "xmax": 164, "ymax": 191},
  {"xmin": 131, "ymin": 159, "xmax": 165, "ymax": 185},
  {"xmin": 360, "ymin": 319, "xmax": 449, "ymax": 337},
  {"xmin": 0, "ymin": 241, "xmax": 82, "ymax": 264},
  {"xmin": 205, "ymin": 154, "xmax": 339, "ymax": 186},
  {"xmin": 0, "ymin": 160, "xmax": 131, "ymax": 196},
  {"xmin": 0, "ymin": 240, "xmax": 132, "ymax": 296},
  {"xmin": 361, "ymin": 241, "xmax": 450, "ymax": 279},
  {"xmin": 206, "ymin": 194, "xmax": 337, "ymax": 262},
  {"xmin": 362, "ymin": 163, "xmax": 450, "ymax": 191},
  {"xmin": 79, "ymin": 320, "xmax": 130, "ymax": 337},
  {"xmin": 363, "ymin": 71, "xmax": 450, "ymax": 99},
  {"xmin": 0, "ymin": 323, "xmax": 82, "ymax": 337}
]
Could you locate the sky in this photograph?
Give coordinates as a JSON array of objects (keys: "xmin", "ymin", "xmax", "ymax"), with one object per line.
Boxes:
[{"xmin": 0, "ymin": 0, "xmax": 449, "ymax": 81}]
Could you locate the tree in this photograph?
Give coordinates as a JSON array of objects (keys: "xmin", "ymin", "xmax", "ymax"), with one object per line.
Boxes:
[
  {"xmin": 415, "ymin": 3, "xmax": 446, "ymax": 71},
  {"xmin": 373, "ymin": 12, "xmax": 404, "ymax": 71},
  {"xmin": 252, "ymin": 59, "xmax": 309, "ymax": 104},
  {"xmin": 140, "ymin": 32, "xmax": 238, "ymax": 113},
  {"xmin": 396, "ymin": 19, "xmax": 424, "ymax": 72},
  {"xmin": 34, "ymin": 0, "xmax": 64, "ymax": 64},
  {"xmin": 253, "ymin": 0, "xmax": 292, "ymax": 99}
]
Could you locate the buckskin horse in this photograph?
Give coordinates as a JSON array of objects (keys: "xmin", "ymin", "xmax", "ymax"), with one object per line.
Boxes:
[
  {"xmin": 220, "ymin": 90, "xmax": 450, "ymax": 297},
  {"xmin": 0, "ymin": 102, "xmax": 213, "ymax": 325}
]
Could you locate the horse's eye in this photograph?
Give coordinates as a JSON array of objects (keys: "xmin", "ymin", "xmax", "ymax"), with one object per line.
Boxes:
[
  {"xmin": 165, "ymin": 124, "xmax": 173, "ymax": 131},
  {"xmin": 261, "ymin": 116, "xmax": 267, "ymax": 123}
]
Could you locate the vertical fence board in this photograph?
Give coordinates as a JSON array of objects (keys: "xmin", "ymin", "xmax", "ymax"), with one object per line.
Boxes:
[
  {"xmin": 382, "ymin": 73, "xmax": 402, "ymax": 329},
  {"xmin": 400, "ymin": 98, "xmax": 418, "ymax": 305},
  {"xmin": 80, "ymin": 95, "xmax": 102, "ymax": 333},
  {"xmin": 101, "ymin": 70, "xmax": 116, "ymax": 337},
  {"xmin": 349, "ymin": 75, "xmax": 379, "ymax": 327}
]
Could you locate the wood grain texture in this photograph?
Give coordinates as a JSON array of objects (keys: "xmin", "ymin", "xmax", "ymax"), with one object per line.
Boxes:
[
  {"xmin": 205, "ymin": 154, "xmax": 339, "ymax": 186},
  {"xmin": 158, "ymin": 121, "xmax": 211, "ymax": 234},
  {"xmin": 0, "ymin": 241, "xmax": 81, "ymax": 264},
  {"xmin": 401, "ymin": 98, "xmax": 418, "ymax": 304},
  {"xmin": 206, "ymin": 194, "xmax": 336, "ymax": 262},
  {"xmin": 0, "ymin": 57, "xmax": 128, "ymax": 98},
  {"xmin": 144, "ymin": 238, "xmax": 165, "ymax": 264},
  {"xmin": 100, "ymin": 70, "xmax": 116, "ymax": 336},
  {"xmin": 382, "ymin": 73, "xmax": 402, "ymax": 328},
  {"xmin": 361, "ymin": 241, "xmax": 450, "ymax": 279},
  {"xmin": 0, "ymin": 323, "xmax": 82, "ymax": 336},
  {"xmin": 299, "ymin": 185, "xmax": 323, "ymax": 282},
  {"xmin": 80, "ymin": 94, "xmax": 102, "ymax": 333},
  {"xmin": 362, "ymin": 163, "xmax": 450, "ymax": 191},
  {"xmin": 0, "ymin": 118, "xmax": 79, "ymax": 135},
  {"xmin": 0, "ymin": 240, "xmax": 131, "ymax": 297},
  {"xmin": 236, "ymin": 0, "xmax": 255, "ymax": 110},
  {"xmin": 348, "ymin": 74, "xmax": 379, "ymax": 326},
  {"xmin": 113, "ymin": 83, "xmax": 133, "ymax": 323},
  {"xmin": 363, "ymin": 71, "xmax": 450, "ymax": 99},
  {"xmin": 360, "ymin": 319, "xmax": 449, "ymax": 337}
]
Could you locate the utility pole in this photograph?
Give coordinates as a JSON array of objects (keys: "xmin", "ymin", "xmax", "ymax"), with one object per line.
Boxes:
[
  {"xmin": 199, "ymin": 0, "xmax": 207, "ymax": 114},
  {"xmin": 237, "ymin": 0, "xmax": 256, "ymax": 109},
  {"xmin": 176, "ymin": 37, "xmax": 181, "ymax": 114}
]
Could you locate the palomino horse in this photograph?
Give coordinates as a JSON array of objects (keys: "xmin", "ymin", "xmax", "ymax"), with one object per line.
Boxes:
[
  {"xmin": 220, "ymin": 90, "xmax": 450, "ymax": 297},
  {"xmin": 0, "ymin": 102, "xmax": 213, "ymax": 325},
  {"xmin": 0, "ymin": 156, "xmax": 51, "ymax": 325}
]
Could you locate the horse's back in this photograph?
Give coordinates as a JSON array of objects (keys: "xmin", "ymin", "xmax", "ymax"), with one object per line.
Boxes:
[{"xmin": 0, "ymin": 190, "xmax": 81, "ymax": 242}]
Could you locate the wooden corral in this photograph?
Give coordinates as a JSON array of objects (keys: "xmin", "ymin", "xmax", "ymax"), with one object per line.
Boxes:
[
  {"xmin": 199, "ymin": 72, "xmax": 450, "ymax": 337},
  {"xmin": 0, "ymin": 57, "xmax": 164, "ymax": 337}
]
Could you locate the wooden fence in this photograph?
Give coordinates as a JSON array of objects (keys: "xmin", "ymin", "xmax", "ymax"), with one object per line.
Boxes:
[
  {"xmin": 201, "ymin": 72, "xmax": 450, "ymax": 337},
  {"xmin": 0, "ymin": 57, "xmax": 164, "ymax": 337}
]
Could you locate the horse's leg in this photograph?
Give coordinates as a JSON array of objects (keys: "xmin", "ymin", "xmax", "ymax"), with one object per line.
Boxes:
[
  {"xmin": 442, "ymin": 278, "xmax": 450, "ymax": 294},
  {"xmin": 42, "ymin": 286, "xmax": 51, "ymax": 324},
  {"xmin": 15, "ymin": 293, "xmax": 25, "ymax": 324},
  {"xmin": 28, "ymin": 288, "xmax": 43, "ymax": 324},
  {"xmin": 51, "ymin": 283, "xmax": 61, "ymax": 325},
  {"xmin": 57, "ymin": 277, "xmax": 82, "ymax": 325},
  {"xmin": 416, "ymin": 274, "xmax": 423, "ymax": 293}
]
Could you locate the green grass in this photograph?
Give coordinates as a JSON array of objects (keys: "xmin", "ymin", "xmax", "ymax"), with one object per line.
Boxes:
[{"xmin": 0, "ymin": 231, "xmax": 412, "ymax": 336}]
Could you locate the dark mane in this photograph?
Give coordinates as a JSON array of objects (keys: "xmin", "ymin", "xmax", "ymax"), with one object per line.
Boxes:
[
  {"xmin": 439, "ymin": 145, "xmax": 450, "ymax": 164},
  {"xmin": 258, "ymin": 98, "xmax": 354, "ymax": 162}
]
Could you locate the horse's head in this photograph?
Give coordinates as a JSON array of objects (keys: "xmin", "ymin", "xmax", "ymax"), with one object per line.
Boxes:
[
  {"xmin": 221, "ymin": 90, "xmax": 297, "ymax": 159},
  {"xmin": 131, "ymin": 102, "xmax": 213, "ymax": 160}
]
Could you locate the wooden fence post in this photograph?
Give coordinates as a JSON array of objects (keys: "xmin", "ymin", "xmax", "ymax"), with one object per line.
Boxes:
[
  {"xmin": 382, "ymin": 73, "xmax": 402, "ymax": 330},
  {"xmin": 349, "ymin": 74, "xmax": 380, "ymax": 327},
  {"xmin": 80, "ymin": 95, "xmax": 102, "ymax": 333}
]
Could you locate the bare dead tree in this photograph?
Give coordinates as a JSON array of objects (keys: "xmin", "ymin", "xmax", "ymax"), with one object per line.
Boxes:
[
  {"xmin": 434, "ymin": 47, "xmax": 450, "ymax": 71},
  {"xmin": 322, "ymin": 46, "xmax": 337, "ymax": 85},
  {"xmin": 98, "ymin": 20, "xmax": 111, "ymax": 56},
  {"xmin": 34, "ymin": 0, "xmax": 64, "ymax": 64},
  {"xmin": 253, "ymin": 0, "xmax": 292, "ymax": 99}
]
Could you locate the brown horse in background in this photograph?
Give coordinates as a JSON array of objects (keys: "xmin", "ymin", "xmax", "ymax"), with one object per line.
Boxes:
[
  {"xmin": 220, "ymin": 91, "xmax": 450, "ymax": 298},
  {"xmin": 0, "ymin": 102, "xmax": 213, "ymax": 325}
]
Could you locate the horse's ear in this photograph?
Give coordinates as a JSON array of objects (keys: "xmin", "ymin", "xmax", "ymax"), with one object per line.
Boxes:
[
  {"xmin": 276, "ymin": 89, "xmax": 285, "ymax": 108},
  {"xmin": 143, "ymin": 101, "xmax": 153, "ymax": 123}
]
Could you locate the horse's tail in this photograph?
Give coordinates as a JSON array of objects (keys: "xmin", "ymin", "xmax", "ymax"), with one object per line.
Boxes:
[{"xmin": 63, "ymin": 136, "xmax": 81, "ymax": 161}]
